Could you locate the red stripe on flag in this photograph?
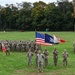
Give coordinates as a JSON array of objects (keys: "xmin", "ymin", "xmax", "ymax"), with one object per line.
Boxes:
[
  {"xmin": 36, "ymin": 38, "xmax": 44, "ymax": 44},
  {"xmin": 36, "ymin": 38, "xmax": 52, "ymax": 46},
  {"xmin": 59, "ymin": 39, "xmax": 66, "ymax": 43},
  {"xmin": 41, "ymin": 43, "xmax": 52, "ymax": 46}
]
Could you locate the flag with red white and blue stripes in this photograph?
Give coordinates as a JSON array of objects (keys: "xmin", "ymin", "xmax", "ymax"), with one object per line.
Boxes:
[{"xmin": 36, "ymin": 32, "xmax": 52, "ymax": 46}]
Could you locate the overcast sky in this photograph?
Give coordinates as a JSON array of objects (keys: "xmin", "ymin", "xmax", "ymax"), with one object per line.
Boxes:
[{"xmin": 0, "ymin": 0, "xmax": 72, "ymax": 6}]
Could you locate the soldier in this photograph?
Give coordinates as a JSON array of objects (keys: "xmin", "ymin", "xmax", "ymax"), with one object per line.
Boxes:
[
  {"xmin": 53, "ymin": 48, "xmax": 58, "ymax": 66},
  {"xmin": 11, "ymin": 41, "xmax": 17, "ymax": 51},
  {"xmin": 17, "ymin": 41, "xmax": 22, "ymax": 52},
  {"xmin": 5, "ymin": 43, "xmax": 10, "ymax": 55},
  {"xmin": 43, "ymin": 49, "xmax": 49, "ymax": 66},
  {"xmin": 26, "ymin": 42, "xmax": 29, "ymax": 52},
  {"xmin": 34, "ymin": 49, "xmax": 40, "ymax": 66},
  {"xmin": 16, "ymin": 42, "xmax": 19, "ymax": 51},
  {"xmin": 21, "ymin": 43, "xmax": 25, "ymax": 52},
  {"xmin": 30, "ymin": 41, "xmax": 34, "ymax": 52},
  {"xmin": 37, "ymin": 51, "xmax": 44, "ymax": 72},
  {"xmin": 19, "ymin": 41, "xmax": 22, "ymax": 51},
  {"xmin": 27, "ymin": 49, "xmax": 33, "ymax": 65},
  {"xmin": 73, "ymin": 42, "xmax": 75, "ymax": 54},
  {"xmin": 62, "ymin": 49, "xmax": 69, "ymax": 66}
]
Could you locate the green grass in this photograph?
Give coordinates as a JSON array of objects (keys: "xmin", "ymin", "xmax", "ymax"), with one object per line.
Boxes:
[{"xmin": 0, "ymin": 31, "xmax": 75, "ymax": 75}]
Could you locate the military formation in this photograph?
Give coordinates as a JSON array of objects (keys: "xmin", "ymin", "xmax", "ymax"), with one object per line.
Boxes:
[
  {"xmin": 0, "ymin": 39, "xmax": 41, "ymax": 52},
  {"xmin": 26, "ymin": 48, "xmax": 69, "ymax": 72},
  {"xmin": 0, "ymin": 40, "xmax": 72, "ymax": 72}
]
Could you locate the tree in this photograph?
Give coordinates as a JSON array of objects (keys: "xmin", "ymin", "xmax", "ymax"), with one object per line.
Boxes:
[
  {"xmin": 31, "ymin": 1, "xmax": 46, "ymax": 30},
  {"xmin": 16, "ymin": 2, "xmax": 32, "ymax": 30}
]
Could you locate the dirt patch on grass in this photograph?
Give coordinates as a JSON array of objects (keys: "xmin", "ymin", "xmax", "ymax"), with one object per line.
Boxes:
[
  {"xmin": 13, "ymin": 69, "xmax": 64, "ymax": 75},
  {"xmin": 28, "ymin": 72, "xmax": 58, "ymax": 75},
  {"xmin": 13, "ymin": 70, "xmax": 28, "ymax": 75},
  {"xmin": 15, "ymin": 70, "xmax": 24, "ymax": 73},
  {"xmin": 13, "ymin": 69, "xmax": 75, "ymax": 75},
  {"xmin": 13, "ymin": 70, "xmax": 51, "ymax": 75},
  {"xmin": 27, "ymin": 69, "xmax": 69, "ymax": 75}
]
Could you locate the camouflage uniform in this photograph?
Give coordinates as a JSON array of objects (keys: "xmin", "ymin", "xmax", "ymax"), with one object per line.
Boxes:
[
  {"xmin": 27, "ymin": 49, "xmax": 33, "ymax": 65},
  {"xmin": 53, "ymin": 48, "xmax": 58, "ymax": 66},
  {"xmin": 43, "ymin": 49, "xmax": 49, "ymax": 66},
  {"xmin": 37, "ymin": 51, "xmax": 44, "ymax": 72},
  {"xmin": 34, "ymin": 50, "xmax": 40, "ymax": 66},
  {"xmin": 62, "ymin": 49, "xmax": 69, "ymax": 66},
  {"xmin": 17, "ymin": 41, "xmax": 22, "ymax": 52},
  {"xmin": 6, "ymin": 43, "xmax": 10, "ymax": 55},
  {"xmin": 73, "ymin": 43, "xmax": 75, "ymax": 54}
]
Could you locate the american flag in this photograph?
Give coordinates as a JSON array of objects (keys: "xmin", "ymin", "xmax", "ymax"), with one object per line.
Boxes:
[{"xmin": 36, "ymin": 32, "xmax": 52, "ymax": 46}]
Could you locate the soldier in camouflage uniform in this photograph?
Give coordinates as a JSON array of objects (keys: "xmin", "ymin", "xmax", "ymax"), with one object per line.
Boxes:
[
  {"xmin": 34, "ymin": 49, "xmax": 40, "ymax": 66},
  {"xmin": 37, "ymin": 51, "xmax": 44, "ymax": 72},
  {"xmin": 73, "ymin": 42, "xmax": 75, "ymax": 54},
  {"xmin": 19, "ymin": 41, "xmax": 22, "ymax": 51},
  {"xmin": 16, "ymin": 41, "xmax": 22, "ymax": 52},
  {"xmin": 27, "ymin": 49, "xmax": 33, "ymax": 65},
  {"xmin": 43, "ymin": 49, "xmax": 49, "ymax": 66},
  {"xmin": 62, "ymin": 49, "xmax": 69, "ymax": 66},
  {"xmin": 53, "ymin": 48, "xmax": 58, "ymax": 66},
  {"xmin": 6, "ymin": 43, "xmax": 10, "ymax": 55},
  {"xmin": 12, "ymin": 41, "xmax": 17, "ymax": 51}
]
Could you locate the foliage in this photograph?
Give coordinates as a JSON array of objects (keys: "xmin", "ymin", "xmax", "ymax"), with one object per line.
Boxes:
[{"xmin": 0, "ymin": 1, "xmax": 74, "ymax": 31}]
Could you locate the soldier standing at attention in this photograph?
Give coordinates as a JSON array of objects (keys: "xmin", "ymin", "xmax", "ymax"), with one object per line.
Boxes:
[
  {"xmin": 62, "ymin": 49, "xmax": 69, "ymax": 66},
  {"xmin": 73, "ymin": 42, "xmax": 75, "ymax": 54},
  {"xmin": 34, "ymin": 49, "xmax": 40, "ymax": 66},
  {"xmin": 27, "ymin": 49, "xmax": 33, "ymax": 65},
  {"xmin": 37, "ymin": 51, "xmax": 44, "ymax": 72},
  {"xmin": 43, "ymin": 49, "xmax": 49, "ymax": 66},
  {"xmin": 6, "ymin": 43, "xmax": 10, "ymax": 55},
  {"xmin": 53, "ymin": 48, "xmax": 58, "ymax": 66},
  {"xmin": 5, "ymin": 40, "xmax": 10, "ymax": 55}
]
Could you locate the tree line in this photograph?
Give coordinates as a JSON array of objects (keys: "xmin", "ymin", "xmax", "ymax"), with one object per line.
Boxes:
[{"xmin": 0, "ymin": 0, "xmax": 74, "ymax": 31}]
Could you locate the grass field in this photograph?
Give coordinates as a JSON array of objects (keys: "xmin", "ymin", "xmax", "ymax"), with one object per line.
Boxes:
[{"xmin": 0, "ymin": 31, "xmax": 75, "ymax": 75}]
